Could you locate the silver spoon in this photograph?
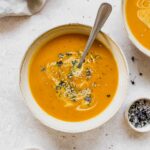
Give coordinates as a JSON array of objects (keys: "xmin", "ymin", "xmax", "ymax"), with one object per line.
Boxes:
[{"xmin": 78, "ymin": 3, "xmax": 112, "ymax": 68}]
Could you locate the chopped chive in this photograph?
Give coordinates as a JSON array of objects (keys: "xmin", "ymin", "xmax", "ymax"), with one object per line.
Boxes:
[
  {"xmin": 71, "ymin": 95, "xmax": 77, "ymax": 101},
  {"xmin": 68, "ymin": 72, "xmax": 73, "ymax": 79},
  {"xmin": 56, "ymin": 85, "xmax": 61, "ymax": 90},
  {"xmin": 86, "ymin": 68, "xmax": 92, "ymax": 77},
  {"xmin": 71, "ymin": 60, "xmax": 78, "ymax": 66}
]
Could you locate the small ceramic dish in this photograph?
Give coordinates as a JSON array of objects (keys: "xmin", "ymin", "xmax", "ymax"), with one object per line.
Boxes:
[
  {"xmin": 122, "ymin": 0, "xmax": 150, "ymax": 57},
  {"xmin": 125, "ymin": 97, "xmax": 150, "ymax": 133},
  {"xmin": 19, "ymin": 24, "xmax": 129, "ymax": 133}
]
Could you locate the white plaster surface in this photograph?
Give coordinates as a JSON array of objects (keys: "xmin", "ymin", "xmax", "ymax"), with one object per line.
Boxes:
[{"xmin": 0, "ymin": 0, "xmax": 150, "ymax": 150}]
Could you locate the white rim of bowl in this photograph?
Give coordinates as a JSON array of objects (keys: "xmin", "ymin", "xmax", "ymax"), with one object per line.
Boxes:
[
  {"xmin": 122, "ymin": 0, "xmax": 150, "ymax": 57},
  {"xmin": 125, "ymin": 97, "xmax": 150, "ymax": 133},
  {"xmin": 19, "ymin": 23, "xmax": 129, "ymax": 133}
]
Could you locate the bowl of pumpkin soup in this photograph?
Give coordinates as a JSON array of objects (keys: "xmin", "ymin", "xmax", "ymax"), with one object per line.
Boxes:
[
  {"xmin": 123, "ymin": 0, "xmax": 150, "ymax": 56},
  {"xmin": 20, "ymin": 24, "xmax": 128, "ymax": 133}
]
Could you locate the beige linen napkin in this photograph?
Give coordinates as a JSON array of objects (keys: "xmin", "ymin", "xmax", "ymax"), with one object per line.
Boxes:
[{"xmin": 0, "ymin": 0, "xmax": 46, "ymax": 18}]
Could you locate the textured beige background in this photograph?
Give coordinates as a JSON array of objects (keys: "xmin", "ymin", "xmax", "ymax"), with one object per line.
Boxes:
[{"xmin": 0, "ymin": 0, "xmax": 150, "ymax": 150}]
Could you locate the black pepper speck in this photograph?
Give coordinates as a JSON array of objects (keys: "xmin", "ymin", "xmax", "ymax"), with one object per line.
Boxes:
[
  {"xmin": 131, "ymin": 80, "xmax": 135, "ymax": 85},
  {"xmin": 131, "ymin": 56, "xmax": 135, "ymax": 62},
  {"xmin": 107, "ymin": 94, "xmax": 111, "ymax": 98}
]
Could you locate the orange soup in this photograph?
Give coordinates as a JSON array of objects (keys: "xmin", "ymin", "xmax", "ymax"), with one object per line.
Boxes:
[
  {"xmin": 29, "ymin": 34, "xmax": 118, "ymax": 122},
  {"xmin": 125, "ymin": 0, "xmax": 150, "ymax": 50}
]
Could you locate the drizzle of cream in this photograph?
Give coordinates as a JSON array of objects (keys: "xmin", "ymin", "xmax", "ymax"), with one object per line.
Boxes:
[
  {"xmin": 137, "ymin": 0, "xmax": 150, "ymax": 28},
  {"xmin": 45, "ymin": 51, "xmax": 97, "ymax": 110},
  {"xmin": 76, "ymin": 101, "xmax": 97, "ymax": 111},
  {"xmin": 137, "ymin": 0, "xmax": 150, "ymax": 8}
]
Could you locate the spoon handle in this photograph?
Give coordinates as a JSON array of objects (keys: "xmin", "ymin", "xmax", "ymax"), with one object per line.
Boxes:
[{"xmin": 78, "ymin": 3, "xmax": 112, "ymax": 68}]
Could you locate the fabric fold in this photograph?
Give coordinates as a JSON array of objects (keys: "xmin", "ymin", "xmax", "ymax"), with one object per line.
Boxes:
[{"xmin": 0, "ymin": 0, "xmax": 46, "ymax": 18}]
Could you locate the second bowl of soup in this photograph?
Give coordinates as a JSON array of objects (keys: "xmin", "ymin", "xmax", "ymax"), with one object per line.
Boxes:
[
  {"xmin": 20, "ymin": 24, "xmax": 128, "ymax": 133},
  {"xmin": 123, "ymin": 0, "xmax": 150, "ymax": 56}
]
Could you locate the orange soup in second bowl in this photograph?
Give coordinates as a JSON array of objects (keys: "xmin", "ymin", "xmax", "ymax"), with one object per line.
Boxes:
[
  {"xmin": 125, "ymin": 0, "xmax": 150, "ymax": 50},
  {"xmin": 29, "ymin": 34, "xmax": 118, "ymax": 122}
]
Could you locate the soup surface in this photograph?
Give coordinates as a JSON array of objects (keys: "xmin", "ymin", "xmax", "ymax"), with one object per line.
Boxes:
[
  {"xmin": 29, "ymin": 34, "xmax": 118, "ymax": 122},
  {"xmin": 125, "ymin": 0, "xmax": 150, "ymax": 50}
]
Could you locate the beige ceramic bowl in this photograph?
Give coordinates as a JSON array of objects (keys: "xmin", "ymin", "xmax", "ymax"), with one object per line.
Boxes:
[
  {"xmin": 122, "ymin": 0, "xmax": 150, "ymax": 57},
  {"xmin": 19, "ymin": 24, "xmax": 129, "ymax": 133}
]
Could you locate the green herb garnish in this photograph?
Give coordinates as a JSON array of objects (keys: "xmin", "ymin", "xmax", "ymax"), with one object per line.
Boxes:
[
  {"xmin": 55, "ymin": 81, "xmax": 66, "ymax": 93},
  {"xmin": 68, "ymin": 72, "xmax": 73, "ymax": 79},
  {"xmin": 86, "ymin": 68, "xmax": 92, "ymax": 77},
  {"xmin": 71, "ymin": 60, "xmax": 78, "ymax": 66},
  {"xmin": 71, "ymin": 95, "xmax": 77, "ymax": 101}
]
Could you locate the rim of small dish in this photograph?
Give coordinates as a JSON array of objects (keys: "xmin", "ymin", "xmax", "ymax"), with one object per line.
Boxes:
[
  {"xmin": 122, "ymin": 0, "xmax": 150, "ymax": 57},
  {"xmin": 19, "ymin": 23, "xmax": 129, "ymax": 133}
]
